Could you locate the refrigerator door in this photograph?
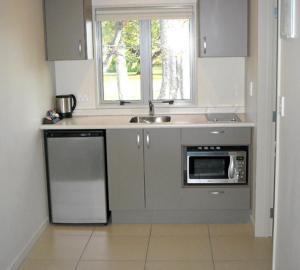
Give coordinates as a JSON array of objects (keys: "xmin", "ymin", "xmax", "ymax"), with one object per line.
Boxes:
[{"xmin": 47, "ymin": 134, "xmax": 107, "ymax": 223}]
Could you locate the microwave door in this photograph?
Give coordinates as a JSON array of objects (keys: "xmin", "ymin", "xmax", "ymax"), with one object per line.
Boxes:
[{"xmin": 187, "ymin": 153, "xmax": 230, "ymax": 184}]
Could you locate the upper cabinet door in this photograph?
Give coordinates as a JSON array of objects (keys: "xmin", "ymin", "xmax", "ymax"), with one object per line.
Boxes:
[
  {"xmin": 44, "ymin": 0, "xmax": 93, "ymax": 60},
  {"xmin": 199, "ymin": 0, "xmax": 248, "ymax": 57}
]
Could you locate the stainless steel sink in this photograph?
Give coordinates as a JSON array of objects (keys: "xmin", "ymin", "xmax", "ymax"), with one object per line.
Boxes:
[
  {"xmin": 130, "ymin": 116, "xmax": 171, "ymax": 124},
  {"xmin": 206, "ymin": 113, "xmax": 241, "ymax": 123}
]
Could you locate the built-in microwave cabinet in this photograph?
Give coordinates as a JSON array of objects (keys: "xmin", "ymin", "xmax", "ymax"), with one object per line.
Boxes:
[
  {"xmin": 44, "ymin": 0, "xmax": 93, "ymax": 60},
  {"xmin": 198, "ymin": 0, "xmax": 248, "ymax": 57},
  {"xmin": 106, "ymin": 127, "xmax": 251, "ymax": 212}
]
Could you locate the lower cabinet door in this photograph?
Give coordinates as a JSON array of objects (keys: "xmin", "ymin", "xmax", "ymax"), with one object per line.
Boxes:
[
  {"xmin": 106, "ymin": 129, "xmax": 145, "ymax": 210},
  {"xmin": 144, "ymin": 128, "xmax": 182, "ymax": 209}
]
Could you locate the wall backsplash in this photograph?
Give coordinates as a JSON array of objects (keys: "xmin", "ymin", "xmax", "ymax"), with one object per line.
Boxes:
[
  {"xmin": 54, "ymin": 57, "xmax": 245, "ymax": 115},
  {"xmin": 197, "ymin": 57, "xmax": 245, "ymax": 108}
]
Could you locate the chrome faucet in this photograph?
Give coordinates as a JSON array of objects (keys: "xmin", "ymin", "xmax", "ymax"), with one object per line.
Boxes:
[{"xmin": 149, "ymin": 101, "xmax": 155, "ymax": 116}]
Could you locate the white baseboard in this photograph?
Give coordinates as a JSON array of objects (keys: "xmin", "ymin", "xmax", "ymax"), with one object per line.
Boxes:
[{"xmin": 7, "ymin": 218, "xmax": 49, "ymax": 270}]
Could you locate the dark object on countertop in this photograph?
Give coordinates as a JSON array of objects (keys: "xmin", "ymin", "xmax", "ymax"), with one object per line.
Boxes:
[
  {"xmin": 56, "ymin": 94, "xmax": 77, "ymax": 118},
  {"xmin": 43, "ymin": 110, "xmax": 61, "ymax": 124},
  {"xmin": 43, "ymin": 117, "xmax": 60, "ymax": 124}
]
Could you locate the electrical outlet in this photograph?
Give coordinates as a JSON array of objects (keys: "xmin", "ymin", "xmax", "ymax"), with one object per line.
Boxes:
[{"xmin": 78, "ymin": 93, "xmax": 89, "ymax": 103}]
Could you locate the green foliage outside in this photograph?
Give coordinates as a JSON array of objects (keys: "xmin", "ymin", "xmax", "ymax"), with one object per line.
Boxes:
[{"xmin": 101, "ymin": 20, "xmax": 162, "ymax": 74}]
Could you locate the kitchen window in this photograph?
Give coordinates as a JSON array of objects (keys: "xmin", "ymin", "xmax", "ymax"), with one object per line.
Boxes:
[{"xmin": 95, "ymin": 6, "xmax": 196, "ymax": 105}]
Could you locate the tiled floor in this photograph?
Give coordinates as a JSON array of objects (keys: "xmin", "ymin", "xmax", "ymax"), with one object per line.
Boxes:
[{"xmin": 19, "ymin": 224, "xmax": 272, "ymax": 270}]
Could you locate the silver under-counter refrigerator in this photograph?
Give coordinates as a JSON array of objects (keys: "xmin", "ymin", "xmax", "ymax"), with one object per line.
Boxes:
[{"xmin": 44, "ymin": 130, "xmax": 108, "ymax": 224}]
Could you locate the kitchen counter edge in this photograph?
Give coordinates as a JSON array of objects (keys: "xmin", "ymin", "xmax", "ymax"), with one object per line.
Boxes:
[{"xmin": 40, "ymin": 115, "xmax": 255, "ymax": 130}]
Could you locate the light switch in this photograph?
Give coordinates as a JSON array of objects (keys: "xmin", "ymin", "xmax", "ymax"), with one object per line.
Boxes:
[
  {"xmin": 249, "ymin": 81, "xmax": 254, "ymax": 97},
  {"xmin": 279, "ymin": 96, "xmax": 286, "ymax": 117}
]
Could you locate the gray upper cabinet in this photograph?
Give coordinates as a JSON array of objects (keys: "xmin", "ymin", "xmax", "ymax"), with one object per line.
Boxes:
[
  {"xmin": 198, "ymin": 0, "xmax": 248, "ymax": 57},
  {"xmin": 144, "ymin": 129, "xmax": 181, "ymax": 210},
  {"xmin": 44, "ymin": 0, "xmax": 93, "ymax": 60},
  {"xmin": 106, "ymin": 129, "xmax": 145, "ymax": 210}
]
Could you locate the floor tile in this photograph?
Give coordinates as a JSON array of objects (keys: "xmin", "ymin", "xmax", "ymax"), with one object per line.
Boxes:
[
  {"xmin": 209, "ymin": 224, "xmax": 253, "ymax": 237},
  {"xmin": 77, "ymin": 261, "xmax": 145, "ymax": 270},
  {"xmin": 147, "ymin": 236, "xmax": 212, "ymax": 261},
  {"xmin": 211, "ymin": 236, "xmax": 273, "ymax": 261},
  {"xmin": 43, "ymin": 224, "xmax": 94, "ymax": 236},
  {"xmin": 151, "ymin": 224, "xmax": 209, "ymax": 237},
  {"xmin": 214, "ymin": 260, "xmax": 272, "ymax": 270},
  {"xmin": 27, "ymin": 234, "xmax": 89, "ymax": 260},
  {"xmin": 81, "ymin": 236, "xmax": 148, "ymax": 260},
  {"xmin": 18, "ymin": 259, "xmax": 77, "ymax": 270},
  {"xmin": 93, "ymin": 224, "xmax": 151, "ymax": 237},
  {"xmin": 145, "ymin": 261, "xmax": 214, "ymax": 270}
]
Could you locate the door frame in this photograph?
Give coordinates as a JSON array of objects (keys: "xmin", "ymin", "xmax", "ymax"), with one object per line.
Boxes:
[{"xmin": 251, "ymin": 0, "xmax": 278, "ymax": 237}]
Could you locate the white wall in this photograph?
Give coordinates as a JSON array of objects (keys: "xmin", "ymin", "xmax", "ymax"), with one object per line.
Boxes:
[
  {"xmin": 245, "ymin": 0, "xmax": 258, "ymax": 228},
  {"xmin": 0, "ymin": 1, "xmax": 54, "ymax": 269},
  {"xmin": 197, "ymin": 57, "xmax": 245, "ymax": 108},
  {"xmin": 273, "ymin": 0, "xmax": 300, "ymax": 267},
  {"xmin": 245, "ymin": 0, "xmax": 258, "ymax": 122},
  {"xmin": 54, "ymin": 57, "xmax": 246, "ymax": 114}
]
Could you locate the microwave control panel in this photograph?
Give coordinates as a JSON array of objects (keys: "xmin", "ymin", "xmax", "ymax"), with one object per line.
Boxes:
[{"xmin": 235, "ymin": 155, "xmax": 247, "ymax": 182}]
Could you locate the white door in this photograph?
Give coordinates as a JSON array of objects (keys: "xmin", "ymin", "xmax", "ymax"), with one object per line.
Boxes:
[{"xmin": 273, "ymin": 1, "xmax": 300, "ymax": 269}]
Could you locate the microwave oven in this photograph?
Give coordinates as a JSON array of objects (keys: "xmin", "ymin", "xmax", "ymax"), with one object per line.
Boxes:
[{"xmin": 183, "ymin": 145, "xmax": 248, "ymax": 185}]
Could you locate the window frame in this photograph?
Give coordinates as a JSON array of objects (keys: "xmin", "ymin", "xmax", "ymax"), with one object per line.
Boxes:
[{"xmin": 94, "ymin": 5, "xmax": 197, "ymax": 107}]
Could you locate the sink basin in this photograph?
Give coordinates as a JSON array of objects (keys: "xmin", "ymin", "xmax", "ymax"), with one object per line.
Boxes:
[{"xmin": 130, "ymin": 116, "xmax": 171, "ymax": 124}]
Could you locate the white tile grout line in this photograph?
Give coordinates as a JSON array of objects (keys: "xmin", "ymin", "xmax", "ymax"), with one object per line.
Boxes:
[
  {"xmin": 208, "ymin": 224, "xmax": 216, "ymax": 270},
  {"xmin": 74, "ymin": 227, "xmax": 95, "ymax": 270},
  {"xmin": 143, "ymin": 224, "xmax": 152, "ymax": 270}
]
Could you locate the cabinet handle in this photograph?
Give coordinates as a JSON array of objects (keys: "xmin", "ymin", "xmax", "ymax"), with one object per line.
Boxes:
[
  {"xmin": 78, "ymin": 40, "xmax": 82, "ymax": 56},
  {"xmin": 210, "ymin": 191, "xmax": 225, "ymax": 195},
  {"xmin": 203, "ymin": 36, "xmax": 207, "ymax": 55},
  {"xmin": 146, "ymin": 133, "xmax": 150, "ymax": 148},
  {"xmin": 210, "ymin": 130, "xmax": 225, "ymax": 134},
  {"xmin": 137, "ymin": 132, "xmax": 141, "ymax": 148},
  {"xmin": 228, "ymin": 155, "xmax": 235, "ymax": 179}
]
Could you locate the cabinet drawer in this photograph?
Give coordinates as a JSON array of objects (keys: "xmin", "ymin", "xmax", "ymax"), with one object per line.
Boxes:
[
  {"xmin": 181, "ymin": 127, "xmax": 251, "ymax": 145},
  {"xmin": 180, "ymin": 187, "xmax": 250, "ymax": 210}
]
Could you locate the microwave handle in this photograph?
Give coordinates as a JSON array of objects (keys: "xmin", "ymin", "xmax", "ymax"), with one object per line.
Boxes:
[{"xmin": 228, "ymin": 155, "xmax": 235, "ymax": 179}]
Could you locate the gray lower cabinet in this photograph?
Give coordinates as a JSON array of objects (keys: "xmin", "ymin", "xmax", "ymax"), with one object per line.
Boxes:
[
  {"xmin": 181, "ymin": 127, "xmax": 251, "ymax": 145},
  {"xmin": 199, "ymin": 0, "xmax": 248, "ymax": 57},
  {"xmin": 106, "ymin": 127, "xmax": 251, "ymax": 223},
  {"xmin": 144, "ymin": 129, "xmax": 181, "ymax": 209},
  {"xmin": 179, "ymin": 187, "xmax": 250, "ymax": 210},
  {"xmin": 44, "ymin": 0, "xmax": 93, "ymax": 60},
  {"xmin": 106, "ymin": 129, "xmax": 145, "ymax": 210},
  {"xmin": 106, "ymin": 128, "xmax": 181, "ymax": 210}
]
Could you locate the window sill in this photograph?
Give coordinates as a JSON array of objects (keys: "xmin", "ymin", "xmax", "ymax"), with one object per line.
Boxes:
[
  {"xmin": 73, "ymin": 105, "xmax": 246, "ymax": 116},
  {"xmin": 96, "ymin": 102, "xmax": 197, "ymax": 110}
]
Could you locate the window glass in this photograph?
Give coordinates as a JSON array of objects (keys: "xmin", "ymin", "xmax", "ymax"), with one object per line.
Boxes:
[
  {"xmin": 151, "ymin": 19, "xmax": 191, "ymax": 100},
  {"xmin": 97, "ymin": 8, "xmax": 194, "ymax": 105},
  {"xmin": 101, "ymin": 20, "xmax": 141, "ymax": 101}
]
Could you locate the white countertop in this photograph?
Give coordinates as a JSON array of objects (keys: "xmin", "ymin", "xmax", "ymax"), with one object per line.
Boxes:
[{"xmin": 40, "ymin": 114, "xmax": 255, "ymax": 130}]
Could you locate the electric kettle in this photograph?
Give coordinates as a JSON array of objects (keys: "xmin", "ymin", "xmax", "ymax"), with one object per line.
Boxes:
[{"xmin": 55, "ymin": 94, "xmax": 77, "ymax": 118}]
